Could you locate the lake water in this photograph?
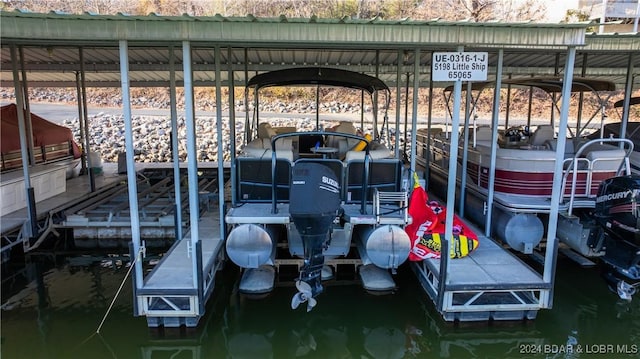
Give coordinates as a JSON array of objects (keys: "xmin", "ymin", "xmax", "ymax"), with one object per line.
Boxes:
[{"xmin": 2, "ymin": 252, "xmax": 639, "ymax": 359}]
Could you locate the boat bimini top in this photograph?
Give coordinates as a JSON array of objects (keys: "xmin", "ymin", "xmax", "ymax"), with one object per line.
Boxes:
[{"xmin": 246, "ymin": 67, "xmax": 390, "ymax": 94}]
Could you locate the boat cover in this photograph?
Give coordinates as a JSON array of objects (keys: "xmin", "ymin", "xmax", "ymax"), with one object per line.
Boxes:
[{"xmin": 1, "ymin": 103, "xmax": 81, "ymax": 158}]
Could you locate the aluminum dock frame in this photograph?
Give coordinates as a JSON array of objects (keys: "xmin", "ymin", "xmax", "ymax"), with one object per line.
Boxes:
[
  {"xmin": 405, "ymin": 47, "xmax": 577, "ymax": 322},
  {"xmin": 119, "ymin": 42, "xmax": 229, "ymax": 328},
  {"xmin": 411, "ymin": 233, "xmax": 549, "ymax": 321},
  {"xmin": 136, "ymin": 211, "xmax": 225, "ymax": 327}
]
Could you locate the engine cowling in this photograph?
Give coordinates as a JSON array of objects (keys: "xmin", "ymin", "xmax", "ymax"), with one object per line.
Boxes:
[
  {"xmin": 289, "ymin": 162, "xmax": 341, "ymax": 310},
  {"xmin": 594, "ymin": 175, "xmax": 640, "ymax": 244}
]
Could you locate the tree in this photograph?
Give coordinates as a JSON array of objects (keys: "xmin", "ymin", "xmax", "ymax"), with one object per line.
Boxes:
[{"xmin": 0, "ymin": 0, "xmax": 552, "ymax": 22}]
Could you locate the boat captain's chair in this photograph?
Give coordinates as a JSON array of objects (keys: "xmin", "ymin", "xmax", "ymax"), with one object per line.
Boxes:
[
  {"xmin": 241, "ymin": 122, "xmax": 294, "ymax": 161},
  {"xmin": 529, "ymin": 125, "xmax": 555, "ymax": 146}
]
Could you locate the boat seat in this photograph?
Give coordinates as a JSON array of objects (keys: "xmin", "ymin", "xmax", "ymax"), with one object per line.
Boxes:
[
  {"xmin": 475, "ymin": 126, "xmax": 493, "ymax": 141},
  {"xmin": 529, "ymin": 125, "xmax": 555, "ymax": 146},
  {"xmin": 544, "ymin": 138, "xmax": 576, "ymax": 158},
  {"xmin": 241, "ymin": 123, "xmax": 294, "ymax": 161},
  {"xmin": 326, "ymin": 121, "xmax": 360, "ymax": 159},
  {"xmin": 345, "ymin": 141, "xmax": 392, "ymax": 161},
  {"xmin": 257, "ymin": 122, "xmax": 277, "ymax": 139},
  {"xmin": 586, "ymin": 148, "xmax": 626, "ymax": 171}
]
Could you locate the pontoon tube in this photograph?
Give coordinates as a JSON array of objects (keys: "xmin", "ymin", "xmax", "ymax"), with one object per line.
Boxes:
[
  {"xmin": 355, "ymin": 225, "xmax": 411, "ymax": 269},
  {"xmin": 226, "ymin": 224, "xmax": 275, "ymax": 268}
]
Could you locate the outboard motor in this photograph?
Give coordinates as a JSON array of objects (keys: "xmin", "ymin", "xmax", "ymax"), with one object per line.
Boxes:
[
  {"xmin": 289, "ymin": 162, "xmax": 341, "ymax": 311},
  {"xmin": 594, "ymin": 175, "xmax": 640, "ymax": 301}
]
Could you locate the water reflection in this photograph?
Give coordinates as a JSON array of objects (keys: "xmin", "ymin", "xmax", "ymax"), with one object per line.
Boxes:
[{"xmin": 1, "ymin": 254, "xmax": 639, "ymax": 358}]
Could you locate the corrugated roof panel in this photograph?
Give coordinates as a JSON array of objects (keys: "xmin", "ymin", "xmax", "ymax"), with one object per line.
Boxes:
[
  {"xmin": 1, "ymin": 10, "xmax": 590, "ymax": 48},
  {"xmin": 0, "ymin": 11, "xmax": 637, "ymax": 88}
]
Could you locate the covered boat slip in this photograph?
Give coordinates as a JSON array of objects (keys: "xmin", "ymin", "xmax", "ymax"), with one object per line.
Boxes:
[{"xmin": 2, "ymin": 11, "xmax": 639, "ymax": 326}]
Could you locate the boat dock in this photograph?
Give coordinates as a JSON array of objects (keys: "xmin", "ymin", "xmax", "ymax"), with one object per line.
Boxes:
[
  {"xmin": 62, "ymin": 170, "xmax": 218, "ymax": 248},
  {"xmin": 0, "ymin": 163, "xmax": 221, "ymax": 255},
  {"xmin": 412, "ymin": 232, "xmax": 548, "ymax": 321},
  {"xmin": 1, "ymin": 163, "xmax": 124, "ymax": 256},
  {"xmin": 136, "ymin": 210, "xmax": 225, "ymax": 328},
  {"xmin": 3, "ymin": 10, "xmax": 638, "ymax": 329}
]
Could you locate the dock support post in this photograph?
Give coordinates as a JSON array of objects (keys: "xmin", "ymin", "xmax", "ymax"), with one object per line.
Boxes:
[
  {"xmin": 18, "ymin": 46, "xmax": 35, "ymax": 166},
  {"xmin": 79, "ymin": 47, "xmax": 95, "ymax": 192},
  {"xmin": 10, "ymin": 44, "xmax": 37, "ymax": 238},
  {"xmin": 196, "ymin": 240, "xmax": 204, "ymax": 314},
  {"xmin": 74, "ymin": 72, "xmax": 88, "ymax": 175},
  {"xmin": 459, "ymin": 81, "xmax": 472, "ymax": 218},
  {"xmin": 485, "ymin": 49, "xmax": 504, "ymax": 237},
  {"xmin": 395, "ymin": 50, "xmax": 402, "ymax": 160},
  {"xmin": 182, "ymin": 40, "xmax": 201, "ymax": 290},
  {"xmin": 119, "ymin": 40, "xmax": 144, "ymax": 292},
  {"xmin": 214, "ymin": 45, "xmax": 226, "ymax": 240},
  {"xmin": 228, "ymin": 46, "xmax": 237, "ymax": 207},
  {"xmin": 438, "ymin": 45, "xmax": 465, "ymax": 312},
  {"xmin": 543, "ymin": 46, "xmax": 577, "ymax": 308},
  {"xmin": 619, "ymin": 53, "xmax": 635, "ymax": 143},
  {"xmin": 129, "ymin": 242, "xmax": 139, "ymax": 316},
  {"xmin": 409, "ymin": 48, "xmax": 420, "ymax": 177},
  {"xmin": 169, "ymin": 45, "xmax": 183, "ymax": 241}
]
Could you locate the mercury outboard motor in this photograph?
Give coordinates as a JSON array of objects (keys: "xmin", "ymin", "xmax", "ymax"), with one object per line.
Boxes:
[
  {"xmin": 289, "ymin": 162, "xmax": 341, "ymax": 312},
  {"xmin": 594, "ymin": 175, "xmax": 640, "ymax": 301}
]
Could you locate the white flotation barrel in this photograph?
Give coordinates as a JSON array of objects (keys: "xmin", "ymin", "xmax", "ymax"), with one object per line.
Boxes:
[
  {"xmin": 356, "ymin": 225, "xmax": 411, "ymax": 269},
  {"xmin": 226, "ymin": 224, "xmax": 275, "ymax": 268}
]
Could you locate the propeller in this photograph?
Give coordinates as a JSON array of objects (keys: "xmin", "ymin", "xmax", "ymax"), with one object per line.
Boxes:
[
  {"xmin": 291, "ymin": 280, "xmax": 318, "ymax": 312},
  {"xmin": 616, "ymin": 280, "xmax": 637, "ymax": 301}
]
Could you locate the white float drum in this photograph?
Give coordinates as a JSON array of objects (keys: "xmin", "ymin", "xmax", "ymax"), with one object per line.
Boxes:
[
  {"xmin": 226, "ymin": 224, "xmax": 274, "ymax": 268},
  {"xmin": 360, "ymin": 225, "xmax": 411, "ymax": 269}
]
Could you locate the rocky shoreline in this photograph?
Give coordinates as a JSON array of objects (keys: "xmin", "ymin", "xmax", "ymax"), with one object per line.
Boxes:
[
  {"xmin": 2, "ymin": 88, "xmax": 390, "ymax": 163},
  {"xmin": 4, "ymin": 86, "xmax": 625, "ymax": 164},
  {"xmin": 62, "ymin": 111, "xmax": 383, "ymax": 164}
]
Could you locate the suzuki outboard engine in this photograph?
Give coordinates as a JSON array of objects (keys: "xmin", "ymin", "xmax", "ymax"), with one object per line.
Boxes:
[
  {"xmin": 594, "ymin": 175, "xmax": 640, "ymax": 301},
  {"xmin": 289, "ymin": 162, "xmax": 341, "ymax": 312}
]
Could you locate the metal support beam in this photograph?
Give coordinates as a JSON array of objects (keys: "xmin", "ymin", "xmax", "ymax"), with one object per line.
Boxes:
[
  {"xmin": 409, "ymin": 49, "xmax": 420, "ymax": 176},
  {"xmin": 542, "ymin": 46, "xmax": 577, "ymax": 308},
  {"xmin": 10, "ymin": 44, "xmax": 37, "ymax": 238},
  {"xmin": 459, "ymin": 81, "xmax": 472, "ymax": 218},
  {"xmin": 485, "ymin": 49, "xmax": 504, "ymax": 237},
  {"xmin": 229, "ymin": 46, "xmax": 238, "ymax": 206},
  {"xmin": 395, "ymin": 50, "xmax": 402, "ymax": 159},
  {"xmin": 79, "ymin": 47, "xmax": 95, "ymax": 192},
  {"xmin": 119, "ymin": 40, "xmax": 144, "ymax": 294},
  {"xmin": 438, "ymin": 45, "xmax": 465, "ymax": 311},
  {"xmin": 183, "ymin": 40, "xmax": 201, "ymax": 289},
  {"xmin": 214, "ymin": 46, "xmax": 226, "ymax": 241},
  {"xmin": 19, "ymin": 46, "xmax": 35, "ymax": 166},
  {"xmin": 169, "ymin": 45, "xmax": 183, "ymax": 241},
  {"xmin": 74, "ymin": 72, "xmax": 87, "ymax": 175},
  {"xmin": 620, "ymin": 52, "xmax": 635, "ymax": 143}
]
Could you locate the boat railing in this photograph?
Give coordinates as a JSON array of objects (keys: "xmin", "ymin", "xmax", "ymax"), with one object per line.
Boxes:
[
  {"xmin": 428, "ymin": 135, "xmax": 634, "ymax": 205},
  {"xmin": 269, "ymin": 131, "xmax": 372, "ymax": 215},
  {"xmin": 565, "ymin": 137, "xmax": 634, "ymax": 215},
  {"xmin": 1, "ymin": 140, "xmax": 76, "ymax": 172}
]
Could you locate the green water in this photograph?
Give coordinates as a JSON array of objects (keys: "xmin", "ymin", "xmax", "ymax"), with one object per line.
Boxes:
[{"xmin": 2, "ymin": 253, "xmax": 639, "ymax": 359}]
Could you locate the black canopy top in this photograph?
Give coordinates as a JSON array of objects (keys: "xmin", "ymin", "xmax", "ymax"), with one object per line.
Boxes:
[
  {"xmin": 444, "ymin": 76, "xmax": 617, "ymax": 94},
  {"xmin": 246, "ymin": 67, "xmax": 389, "ymax": 94},
  {"xmin": 614, "ymin": 96, "xmax": 640, "ymax": 108}
]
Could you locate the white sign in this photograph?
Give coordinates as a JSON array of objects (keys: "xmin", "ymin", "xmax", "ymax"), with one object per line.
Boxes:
[{"xmin": 432, "ymin": 52, "xmax": 488, "ymax": 82}]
